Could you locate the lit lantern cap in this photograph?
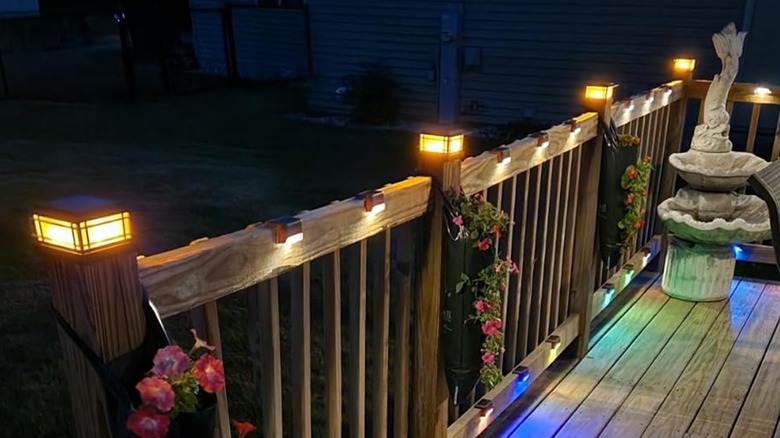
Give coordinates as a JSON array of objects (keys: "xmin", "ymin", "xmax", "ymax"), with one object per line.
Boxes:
[
  {"xmin": 530, "ymin": 131, "xmax": 550, "ymax": 148},
  {"xmin": 475, "ymin": 399, "xmax": 494, "ymax": 418},
  {"xmin": 512, "ymin": 366, "xmax": 531, "ymax": 383},
  {"xmin": 419, "ymin": 128, "xmax": 465, "ymax": 157},
  {"xmin": 356, "ymin": 189, "xmax": 386, "ymax": 214},
  {"xmin": 546, "ymin": 335, "xmax": 562, "ymax": 349},
  {"xmin": 493, "ymin": 146, "xmax": 511, "ymax": 165},
  {"xmin": 673, "ymin": 58, "xmax": 696, "ymax": 73},
  {"xmin": 265, "ymin": 216, "xmax": 303, "ymax": 245},
  {"xmin": 32, "ymin": 195, "xmax": 132, "ymax": 256},
  {"xmin": 584, "ymin": 84, "xmax": 617, "ymax": 101}
]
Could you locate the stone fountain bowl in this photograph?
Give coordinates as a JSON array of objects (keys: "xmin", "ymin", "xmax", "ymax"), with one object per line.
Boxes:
[
  {"xmin": 668, "ymin": 150, "xmax": 768, "ymax": 192},
  {"xmin": 657, "ymin": 188, "xmax": 770, "ymax": 245}
]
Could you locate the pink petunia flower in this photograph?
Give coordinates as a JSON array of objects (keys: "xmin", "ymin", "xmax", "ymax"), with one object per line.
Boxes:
[
  {"xmin": 482, "ymin": 352, "xmax": 496, "ymax": 365},
  {"xmin": 474, "ymin": 300, "xmax": 491, "ymax": 313},
  {"xmin": 477, "ymin": 239, "xmax": 491, "ymax": 251},
  {"xmin": 190, "ymin": 328, "xmax": 216, "ymax": 353},
  {"xmin": 482, "ymin": 320, "xmax": 503, "ymax": 337},
  {"xmin": 493, "ymin": 224, "xmax": 502, "ymax": 239},
  {"xmin": 508, "ymin": 258, "xmax": 520, "ymax": 274},
  {"xmin": 452, "ymin": 215, "xmax": 464, "ymax": 227},
  {"xmin": 136, "ymin": 377, "xmax": 175, "ymax": 413},
  {"xmin": 126, "ymin": 406, "xmax": 171, "ymax": 438},
  {"xmin": 151, "ymin": 345, "xmax": 189, "ymax": 378},
  {"xmin": 193, "ymin": 354, "xmax": 225, "ymax": 393},
  {"xmin": 233, "ymin": 421, "xmax": 257, "ymax": 438}
]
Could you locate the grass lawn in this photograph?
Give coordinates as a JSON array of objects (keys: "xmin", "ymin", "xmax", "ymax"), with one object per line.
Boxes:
[{"xmin": 0, "ymin": 85, "xmax": 430, "ymax": 436}]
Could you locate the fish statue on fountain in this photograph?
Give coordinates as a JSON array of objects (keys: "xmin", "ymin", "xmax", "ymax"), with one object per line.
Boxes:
[{"xmin": 657, "ymin": 23, "xmax": 771, "ymax": 301}]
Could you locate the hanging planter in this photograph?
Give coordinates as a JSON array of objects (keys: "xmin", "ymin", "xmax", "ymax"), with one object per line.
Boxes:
[
  {"xmin": 442, "ymin": 189, "xmax": 518, "ymax": 404},
  {"xmin": 598, "ymin": 122, "xmax": 641, "ymax": 268}
]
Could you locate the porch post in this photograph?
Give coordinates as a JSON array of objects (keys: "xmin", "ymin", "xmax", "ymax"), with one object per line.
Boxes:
[
  {"xmin": 413, "ymin": 131, "xmax": 463, "ymax": 437},
  {"xmin": 572, "ymin": 86, "xmax": 615, "ymax": 357},
  {"xmin": 33, "ymin": 197, "xmax": 146, "ymax": 438}
]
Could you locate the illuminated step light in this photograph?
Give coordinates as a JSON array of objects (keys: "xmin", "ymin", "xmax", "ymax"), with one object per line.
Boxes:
[
  {"xmin": 494, "ymin": 146, "xmax": 511, "ymax": 165},
  {"xmin": 733, "ymin": 244, "xmax": 743, "ymax": 259},
  {"xmin": 625, "ymin": 99, "xmax": 635, "ymax": 112},
  {"xmin": 566, "ymin": 118, "xmax": 581, "ymax": 135},
  {"xmin": 661, "ymin": 85, "xmax": 673, "ymax": 97},
  {"xmin": 585, "ymin": 84, "xmax": 616, "ymax": 100},
  {"xmin": 475, "ymin": 399, "xmax": 494, "ymax": 418},
  {"xmin": 755, "ymin": 86, "xmax": 772, "ymax": 96},
  {"xmin": 546, "ymin": 335, "xmax": 562, "ymax": 350},
  {"xmin": 419, "ymin": 129, "xmax": 464, "ymax": 156},
  {"xmin": 513, "ymin": 366, "xmax": 531, "ymax": 384},
  {"xmin": 603, "ymin": 282, "xmax": 616, "ymax": 296},
  {"xmin": 265, "ymin": 216, "xmax": 303, "ymax": 246},
  {"xmin": 641, "ymin": 248, "xmax": 652, "ymax": 264},
  {"xmin": 32, "ymin": 195, "xmax": 132, "ymax": 255},
  {"xmin": 530, "ymin": 131, "xmax": 550, "ymax": 148},
  {"xmin": 356, "ymin": 190, "xmax": 386, "ymax": 215},
  {"xmin": 673, "ymin": 58, "xmax": 696, "ymax": 73},
  {"xmin": 646, "ymin": 93, "xmax": 655, "ymax": 104}
]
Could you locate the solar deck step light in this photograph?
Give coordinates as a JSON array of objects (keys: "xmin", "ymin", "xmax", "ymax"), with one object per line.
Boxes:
[
  {"xmin": 530, "ymin": 131, "xmax": 550, "ymax": 149},
  {"xmin": 566, "ymin": 118, "xmax": 581, "ymax": 136},
  {"xmin": 512, "ymin": 365, "xmax": 531, "ymax": 385},
  {"xmin": 475, "ymin": 398, "xmax": 494, "ymax": 419},
  {"xmin": 546, "ymin": 335, "xmax": 562, "ymax": 350},
  {"xmin": 356, "ymin": 189, "xmax": 386, "ymax": 215},
  {"xmin": 493, "ymin": 146, "xmax": 511, "ymax": 165},
  {"xmin": 264, "ymin": 216, "xmax": 304, "ymax": 246},
  {"xmin": 32, "ymin": 195, "xmax": 147, "ymax": 438}
]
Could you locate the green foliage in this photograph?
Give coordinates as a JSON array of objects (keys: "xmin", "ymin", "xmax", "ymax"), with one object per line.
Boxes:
[
  {"xmin": 618, "ymin": 155, "xmax": 653, "ymax": 248},
  {"xmin": 341, "ymin": 63, "xmax": 399, "ymax": 125},
  {"xmin": 618, "ymin": 134, "xmax": 641, "ymax": 148}
]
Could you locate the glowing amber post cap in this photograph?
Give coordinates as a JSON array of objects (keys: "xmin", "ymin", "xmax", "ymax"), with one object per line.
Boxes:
[
  {"xmin": 32, "ymin": 195, "xmax": 132, "ymax": 255},
  {"xmin": 419, "ymin": 128, "xmax": 465, "ymax": 156},
  {"xmin": 585, "ymin": 84, "xmax": 616, "ymax": 100},
  {"xmin": 673, "ymin": 58, "xmax": 696, "ymax": 72},
  {"xmin": 356, "ymin": 190, "xmax": 386, "ymax": 214},
  {"xmin": 265, "ymin": 216, "xmax": 303, "ymax": 245}
]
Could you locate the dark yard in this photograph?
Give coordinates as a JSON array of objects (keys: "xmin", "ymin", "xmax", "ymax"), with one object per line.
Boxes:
[{"xmin": 0, "ymin": 85, "xmax": 419, "ymax": 436}]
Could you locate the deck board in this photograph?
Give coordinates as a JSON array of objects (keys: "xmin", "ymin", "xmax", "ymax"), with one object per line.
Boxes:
[
  {"xmin": 507, "ymin": 283, "xmax": 668, "ymax": 437},
  {"xmin": 491, "ymin": 279, "xmax": 780, "ymax": 438}
]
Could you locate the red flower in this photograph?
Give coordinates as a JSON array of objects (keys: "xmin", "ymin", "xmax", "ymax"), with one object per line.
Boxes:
[
  {"xmin": 474, "ymin": 300, "xmax": 491, "ymax": 313},
  {"xmin": 126, "ymin": 406, "xmax": 170, "ymax": 438},
  {"xmin": 627, "ymin": 166, "xmax": 638, "ymax": 179},
  {"xmin": 493, "ymin": 224, "xmax": 502, "ymax": 239},
  {"xmin": 452, "ymin": 215, "xmax": 464, "ymax": 227},
  {"xmin": 644, "ymin": 155, "xmax": 652, "ymax": 163},
  {"xmin": 193, "ymin": 354, "xmax": 225, "ymax": 393},
  {"xmin": 473, "ymin": 193, "xmax": 483, "ymax": 201},
  {"xmin": 507, "ymin": 258, "xmax": 519, "ymax": 274},
  {"xmin": 625, "ymin": 194, "xmax": 634, "ymax": 205},
  {"xmin": 634, "ymin": 219, "xmax": 644, "ymax": 230},
  {"xmin": 481, "ymin": 352, "xmax": 496, "ymax": 365},
  {"xmin": 190, "ymin": 328, "xmax": 216, "ymax": 353},
  {"xmin": 233, "ymin": 421, "xmax": 257, "ymax": 438},
  {"xmin": 482, "ymin": 320, "xmax": 503, "ymax": 337},
  {"xmin": 477, "ymin": 238, "xmax": 491, "ymax": 251},
  {"xmin": 152, "ymin": 345, "xmax": 189, "ymax": 378},
  {"xmin": 136, "ymin": 377, "xmax": 175, "ymax": 413}
]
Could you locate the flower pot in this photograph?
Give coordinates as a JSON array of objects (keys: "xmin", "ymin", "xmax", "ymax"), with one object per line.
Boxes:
[
  {"xmin": 168, "ymin": 393, "xmax": 218, "ymax": 438},
  {"xmin": 441, "ymin": 234, "xmax": 493, "ymax": 405},
  {"xmin": 598, "ymin": 141, "xmax": 639, "ymax": 268}
]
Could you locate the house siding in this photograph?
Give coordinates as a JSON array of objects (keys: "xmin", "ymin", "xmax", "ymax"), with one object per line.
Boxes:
[{"xmin": 190, "ymin": 0, "xmax": 228, "ymax": 75}]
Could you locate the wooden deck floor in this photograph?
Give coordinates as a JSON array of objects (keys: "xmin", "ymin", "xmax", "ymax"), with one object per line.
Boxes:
[{"xmin": 489, "ymin": 274, "xmax": 780, "ymax": 438}]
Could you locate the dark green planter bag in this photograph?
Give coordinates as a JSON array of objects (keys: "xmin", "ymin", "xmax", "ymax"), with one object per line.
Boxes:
[
  {"xmin": 441, "ymin": 197, "xmax": 492, "ymax": 405},
  {"xmin": 598, "ymin": 121, "xmax": 639, "ymax": 268}
]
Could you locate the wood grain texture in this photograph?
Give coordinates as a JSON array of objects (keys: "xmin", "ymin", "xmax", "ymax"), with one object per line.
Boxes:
[
  {"xmin": 733, "ymin": 287, "xmax": 780, "ymax": 436},
  {"xmin": 559, "ymin": 148, "xmax": 581, "ymax": 323},
  {"xmin": 138, "ymin": 176, "xmax": 431, "ymax": 318},
  {"xmin": 291, "ymin": 264, "xmax": 312, "ymax": 438},
  {"xmin": 738, "ymin": 243, "xmax": 778, "ymax": 265},
  {"xmin": 642, "ymin": 281, "xmax": 766, "ymax": 438},
  {"xmin": 549, "ymin": 152, "xmax": 570, "ymax": 333},
  {"xmin": 349, "ymin": 242, "xmax": 367, "ymax": 438},
  {"xmin": 541, "ymin": 156, "xmax": 564, "ymax": 338},
  {"xmin": 393, "ymin": 224, "xmax": 413, "ymax": 438},
  {"xmin": 518, "ymin": 167, "xmax": 542, "ymax": 359},
  {"xmin": 372, "ymin": 230, "xmax": 391, "ymax": 438},
  {"xmin": 203, "ymin": 301, "xmax": 231, "ymax": 438},
  {"xmin": 256, "ymin": 279, "xmax": 283, "ymax": 438},
  {"xmin": 746, "ymin": 104, "xmax": 762, "ymax": 154},
  {"xmin": 600, "ymin": 283, "xmax": 735, "ymax": 438},
  {"xmin": 504, "ymin": 172, "xmax": 530, "ymax": 369},
  {"xmin": 687, "ymin": 80, "xmax": 780, "ymax": 105},
  {"xmin": 773, "ymin": 112, "xmax": 780, "ymax": 161},
  {"xmin": 446, "ymin": 314, "xmax": 580, "ymax": 438},
  {"xmin": 322, "ymin": 251, "xmax": 342, "ymax": 438},
  {"xmin": 530, "ymin": 161, "xmax": 553, "ymax": 349},
  {"xmin": 510, "ymin": 285, "xmax": 668, "ymax": 438},
  {"xmin": 459, "ymin": 113, "xmax": 597, "ymax": 196},
  {"xmin": 611, "ymin": 81, "xmax": 686, "ymax": 128},
  {"xmin": 686, "ymin": 284, "xmax": 780, "ymax": 437}
]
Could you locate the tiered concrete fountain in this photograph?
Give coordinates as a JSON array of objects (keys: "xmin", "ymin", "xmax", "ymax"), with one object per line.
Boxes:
[{"xmin": 658, "ymin": 23, "xmax": 771, "ymax": 301}]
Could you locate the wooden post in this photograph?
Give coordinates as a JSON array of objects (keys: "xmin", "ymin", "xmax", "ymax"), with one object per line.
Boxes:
[
  {"xmin": 572, "ymin": 87, "xmax": 614, "ymax": 357},
  {"xmin": 413, "ymin": 132, "xmax": 462, "ymax": 438},
  {"xmin": 35, "ymin": 198, "xmax": 145, "ymax": 438}
]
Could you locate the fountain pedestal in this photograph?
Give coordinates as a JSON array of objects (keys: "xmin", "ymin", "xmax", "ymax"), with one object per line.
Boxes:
[{"xmin": 661, "ymin": 236, "xmax": 735, "ymax": 301}]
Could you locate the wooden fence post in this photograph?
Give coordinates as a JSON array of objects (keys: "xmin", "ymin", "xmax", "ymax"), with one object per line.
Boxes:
[
  {"xmin": 33, "ymin": 196, "xmax": 145, "ymax": 438},
  {"xmin": 413, "ymin": 131, "xmax": 462, "ymax": 438},
  {"xmin": 572, "ymin": 87, "xmax": 615, "ymax": 357}
]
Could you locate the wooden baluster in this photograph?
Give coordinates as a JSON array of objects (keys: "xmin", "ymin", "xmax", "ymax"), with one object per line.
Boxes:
[
  {"xmin": 372, "ymin": 230, "xmax": 391, "ymax": 438},
  {"xmin": 551, "ymin": 150, "xmax": 573, "ymax": 330},
  {"xmin": 255, "ymin": 279, "xmax": 283, "ymax": 438},
  {"xmin": 499, "ymin": 175, "xmax": 518, "ymax": 372},
  {"xmin": 504, "ymin": 172, "xmax": 529, "ymax": 368},
  {"xmin": 560, "ymin": 147, "xmax": 583, "ymax": 322},
  {"xmin": 747, "ymin": 104, "xmax": 762, "ymax": 154},
  {"xmin": 541, "ymin": 155, "xmax": 564, "ymax": 339},
  {"xmin": 518, "ymin": 166, "xmax": 542, "ymax": 359},
  {"xmin": 292, "ymin": 264, "xmax": 312, "ymax": 438},
  {"xmin": 772, "ymin": 111, "xmax": 780, "ymax": 162},
  {"xmin": 393, "ymin": 224, "xmax": 414, "ymax": 438},
  {"xmin": 203, "ymin": 301, "xmax": 231, "ymax": 438},
  {"xmin": 322, "ymin": 252, "xmax": 342, "ymax": 438},
  {"xmin": 349, "ymin": 242, "xmax": 367, "ymax": 438},
  {"xmin": 531, "ymin": 161, "xmax": 553, "ymax": 348}
]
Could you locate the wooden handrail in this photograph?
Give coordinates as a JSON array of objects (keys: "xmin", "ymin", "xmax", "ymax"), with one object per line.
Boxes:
[
  {"xmin": 611, "ymin": 80, "xmax": 685, "ymax": 127},
  {"xmin": 687, "ymin": 80, "xmax": 780, "ymax": 105},
  {"xmin": 138, "ymin": 176, "xmax": 431, "ymax": 318}
]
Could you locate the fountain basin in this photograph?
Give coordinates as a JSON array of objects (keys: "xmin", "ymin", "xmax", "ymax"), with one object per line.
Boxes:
[
  {"xmin": 657, "ymin": 188, "xmax": 770, "ymax": 245},
  {"xmin": 662, "ymin": 237, "xmax": 734, "ymax": 301},
  {"xmin": 669, "ymin": 150, "xmax": 768, "ymax": 191}
]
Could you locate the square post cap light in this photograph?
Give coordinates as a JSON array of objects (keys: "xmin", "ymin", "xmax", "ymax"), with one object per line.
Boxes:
[
  {"xmin": 419, "ymin": 128, "xmax": 465, "ymax": 157},
  {"xmin": 32, "ymin": 195, "xmax": 132, "ymax": 255}
]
